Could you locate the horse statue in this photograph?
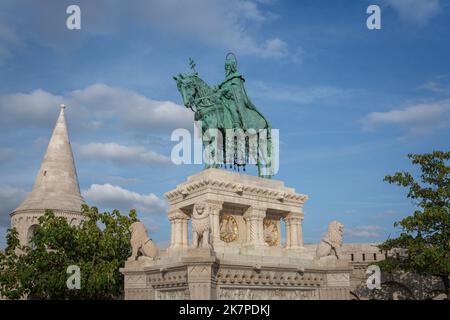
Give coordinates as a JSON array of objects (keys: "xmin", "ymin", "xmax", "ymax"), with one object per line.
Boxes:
[{"xmin": 173, "ymin": 55, "xmax": 273, "ymax": 178}]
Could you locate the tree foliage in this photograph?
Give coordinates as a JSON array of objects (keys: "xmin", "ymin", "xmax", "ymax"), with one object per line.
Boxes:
[
  {"xmin": 378, "ymin": 151, "xmax": 450, "ymax": 299},
  {"xmin": 0, "ymin": 205, "xmax": 138, "ymax": 299}
]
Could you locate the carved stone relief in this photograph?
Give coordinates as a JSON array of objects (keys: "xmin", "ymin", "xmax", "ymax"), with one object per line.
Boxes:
[
  {"xmin": 219, "ymin": 215, "xmax": 238, "ymax": 243},
  {"xmin": 263, "ymin": 219, "xmax": 279, "ymax": 246},
  {"xmin": 218, "ymin": 288, "xmax": 318, "ymax": 300}
]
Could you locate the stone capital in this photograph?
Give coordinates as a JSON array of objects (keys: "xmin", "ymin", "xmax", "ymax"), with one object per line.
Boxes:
[
  {"xmin": 168, "ymin": 209, "xmax": 189, "ymax": 221},
  {"xmin": 202, "ymin": 200, "xmax": 223, "ymax": 214},
  {"xmin": 243, "ymin": 206, "xmax": 266, "ymax": 220},
  {"xmin": 285, "ymin": 211, "xmax": 303, "ymax": 222}
]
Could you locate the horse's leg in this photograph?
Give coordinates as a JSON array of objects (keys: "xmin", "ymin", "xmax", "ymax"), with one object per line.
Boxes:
[
  {"xmin": 264, "ymin": 134, "xmax": 273, "ymax": 179},
  {"xmin": 222, "ymin": 129, "xmax": 227, "ymax": 168},
  {"xmin": 214, "ymin": 128, "xmax": 223, "ymax": 169},
  {"xmin": 203, "ymin": 119, "xmax": 220, "ymax": 169},
  {"xmin": 202, "ymin": 124, "xmax": 211, "ymax": 169},
  {"xmin": 259, "ymin": 118, "xmax": 273, "ymax": 179},
  {"xmin": 220, "ymin": 128, "xmax": 227, "ymax": 168},
  {"xmin": 256, "ymin": 132, "xmax": 262, "ymax": 177},
  {"xmin": 257, "ymin": 129, "xmax": 269, "ymax": 178}
]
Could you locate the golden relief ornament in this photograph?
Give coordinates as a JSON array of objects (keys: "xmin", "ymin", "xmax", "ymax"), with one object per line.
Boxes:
[
  {"xmin": 219, "ymin": 215, "xmax": 238, "ymax": 243},
  {"xmin": 263, "ymin": 219, "xmax": 279, "ymax": 246}
]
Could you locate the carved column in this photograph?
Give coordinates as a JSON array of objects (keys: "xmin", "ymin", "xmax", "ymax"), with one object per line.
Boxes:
[
  {"xmin": 285, "ymin": 218, "xmax": 291, "ymax": 248},
  {"xmin": 168, "ymin": 209, "xmax": 189, "ymax": 250},
  {"xmin": 182, "ymin": 216, "xmax": 189, "ymax": 247},
  {"xmin": 170, "ymin": 219, "xmax": 175, "ymax": 247},
  {"xmin": 206, "ymin": 201, "xmax": 223, "ymax": 247},
  {"xmin": 297, "ymin": 216, "xmax": 304, "ymax": 247},
  {"xmin": 243, "ymin": 206, "xmax": 267, "ymax": 247},
  {"xmin": 285, "ymin": 212, "xmax": 304, "ymax": 249}
]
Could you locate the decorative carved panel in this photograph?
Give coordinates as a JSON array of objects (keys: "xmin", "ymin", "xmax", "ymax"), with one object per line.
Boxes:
[
  {"xmin": 263, "ymin": 219, "xmax": 279, "ymax": 246},
  {"xmin": 156, "ymin": 289, "xmax": 190, "ymax": 300},
  {"xmin": 219, "ymin": 215, "xmax": 238, "ymax": 243},
  {"xmin": 218, "ymin": 288, "xmax": 318, "ymax": 300}
]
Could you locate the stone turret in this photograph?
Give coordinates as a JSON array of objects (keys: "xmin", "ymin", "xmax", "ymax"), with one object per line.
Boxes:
[{"xmin": 10, "ymin": 105, "xmax": 85, "ymax": 246}]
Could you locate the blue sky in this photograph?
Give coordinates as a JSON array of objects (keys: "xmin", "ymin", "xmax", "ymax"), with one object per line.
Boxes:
[{"xmin": 0, "ymin": 0, "xmax": 449, "ymax": 248}]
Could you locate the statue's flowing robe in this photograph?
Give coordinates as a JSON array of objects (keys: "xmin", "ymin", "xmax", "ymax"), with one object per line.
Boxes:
[{"xmin": 219, "ymin": 72, "xmax": 270, "ymax": 130}]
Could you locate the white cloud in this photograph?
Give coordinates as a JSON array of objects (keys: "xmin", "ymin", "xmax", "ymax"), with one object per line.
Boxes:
[
  {"xmin": 103, "ymin": 176, "xmax": 141, "ymax": 186},
  {"xmin": 0, "ymin": 0, "xmax": 291, "ymax": 60},
  {"xmin": 385, "ymin": 0, "xmax": 441, "ymax": 25},
  {"xmin": 421, "ymin": 81, "xmax": 450, "ymax": 95},
  {"xmin": 129, "ymin": 0, "xmax": 290, "ymax": 59},
  {"xmin": 251, "ymin": 81, "xmax": 348, "ymax": 105},
  {"xmin": 82, "ymin": 184, "xmax": 167, "ymax": 215},
  {"xmin": 0, "ymin": 186, "xmax": 27, "ymax": 227},
  {"xmin": 346, "ymin": 225, "xmax": 383, "ymax": 238},
  {"xmin": 258, "ymin": 38, "xmax": 289, "ymax": 59},
  {"xmin": 363, "ymin": 99, "xmax": 450, "ymax": 137},
  {"xmin": 0, "ymin": 83, "xmax": 193, "ymax": 132},
  {"xmin": 78, "ymin": 142, "xmax": 171, "ymax": 166},
  {"xmin": 68, "ymin": 84, "xmax": 192, "ymax": 131},
  {"xmin": 0, "ymin": 89, "xmax": 64, "ymax": 128}
]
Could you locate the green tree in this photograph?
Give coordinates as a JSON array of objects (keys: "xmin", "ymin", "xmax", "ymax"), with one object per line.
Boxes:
[
  {"xmin": 0, "ymin": 205, "xmax": 138, "ymax": 299},
  {"xmin": 378, "ymin": 151, "xmax": 450, "ymax": 299}
]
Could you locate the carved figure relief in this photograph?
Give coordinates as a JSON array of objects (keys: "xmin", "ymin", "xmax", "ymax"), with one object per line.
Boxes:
[
  {"xmin": 219, "ymin": 215, "xmax": 238, "ymax": 243},
  {"xmin": 129, "ymin": 221, "xmax": 159, "ymax": 261},
  {"xmin": 316, "ymin": 220, "xmax": 344, "ymax": 260},
  {"xmin": 192, "ymin": 202, "xmax": 211, "ymax": 248}
]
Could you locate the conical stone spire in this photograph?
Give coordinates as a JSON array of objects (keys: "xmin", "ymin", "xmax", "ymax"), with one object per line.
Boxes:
[{"xmin": 11, "ymin": 105, "xmax": 85, "ymax": 245}]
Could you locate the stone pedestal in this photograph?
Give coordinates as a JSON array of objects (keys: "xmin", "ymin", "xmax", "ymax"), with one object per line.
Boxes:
[
  {"xmin": 121, "ymin": 169, "xmax": 353, "ymax": 300},
  {"xmin": 184, "ymin": 248, "xmax": 217, "ymax": 300},
  {"xmin": 121, "ymin": 254, "xmax": 353, "ymax": 300},
  {"xmin": 164, "ymin": 168, "xmax": 308, "ymax": 253}
]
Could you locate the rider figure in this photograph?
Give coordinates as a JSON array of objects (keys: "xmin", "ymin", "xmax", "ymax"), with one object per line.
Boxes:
[{"xmin": 215, "ymin": 53, "xmax": 269, "ymax": 131}]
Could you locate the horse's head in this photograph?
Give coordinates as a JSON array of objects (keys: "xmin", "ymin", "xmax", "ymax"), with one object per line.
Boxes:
[{"xmin": 173, "ymin": 73, "xmax": 198, "ymax": 109}]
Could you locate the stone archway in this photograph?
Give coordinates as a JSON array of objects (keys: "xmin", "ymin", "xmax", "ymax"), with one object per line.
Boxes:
[
  {"xmin": 69, "ymin": 217, "xmax": 78, "ymax": 226},
  {"xmin": 27, "ymin": 224, "xmax": 39, "ymax": 245}
]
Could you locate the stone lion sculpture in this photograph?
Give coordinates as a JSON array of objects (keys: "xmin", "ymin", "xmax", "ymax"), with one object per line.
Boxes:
[
  {"xmin": 192, "ymin": 202, "xmax": 211, "ymax": 248},
  {"xmin": 316, "ymin": 221, "xmax": 344, "ymax": 260},
  {"xmin": 129, "ymin": 221, "xmax": 159, "ymax": 261}
]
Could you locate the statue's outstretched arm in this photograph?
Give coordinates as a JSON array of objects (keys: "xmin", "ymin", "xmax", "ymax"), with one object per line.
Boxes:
[{"xmin": 213, "ymin": 85, "xmax": 232, "ymax": 99}]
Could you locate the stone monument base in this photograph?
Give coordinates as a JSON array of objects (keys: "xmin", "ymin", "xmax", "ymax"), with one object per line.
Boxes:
[
  {"xmin": 121, "ymin": 248, "xmax": 352, "ymax": 300},
  {"xmin": 121, "ymin": 169, "xmax": 353, "ymax": 300}
]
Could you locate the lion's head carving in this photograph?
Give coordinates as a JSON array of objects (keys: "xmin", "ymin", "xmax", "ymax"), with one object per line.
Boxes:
[
  {"xmin": 195, "ymin": 202, "xmax": 206, "ymax": 216},
  {"xmin": 129, "ymin": 221, "xmax": 158, "ymax": 260},
  {"xmin": 324, "ymin": 220, "xmax": 344, "ymax": 248},
  {"xmin": 191, "ymin": 202, "xmax": 212, "ymax": 248},
  {"xmin": 316, "ymin": 220, "xmax": 344, "ymax": 260},
  {"xmin": 130, "ymin": 221, "xmax": 147, "ymax": 246}
]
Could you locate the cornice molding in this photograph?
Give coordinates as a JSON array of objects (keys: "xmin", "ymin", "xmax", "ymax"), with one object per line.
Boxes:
[{"xmin": 165, "ymin": 179, "xmax": 308, "ymax": 204}]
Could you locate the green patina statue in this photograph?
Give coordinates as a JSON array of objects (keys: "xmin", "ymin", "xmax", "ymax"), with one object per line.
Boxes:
[{"xmin": 174, "ymin": 53, "xmax": 273, "ymax": 178}]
